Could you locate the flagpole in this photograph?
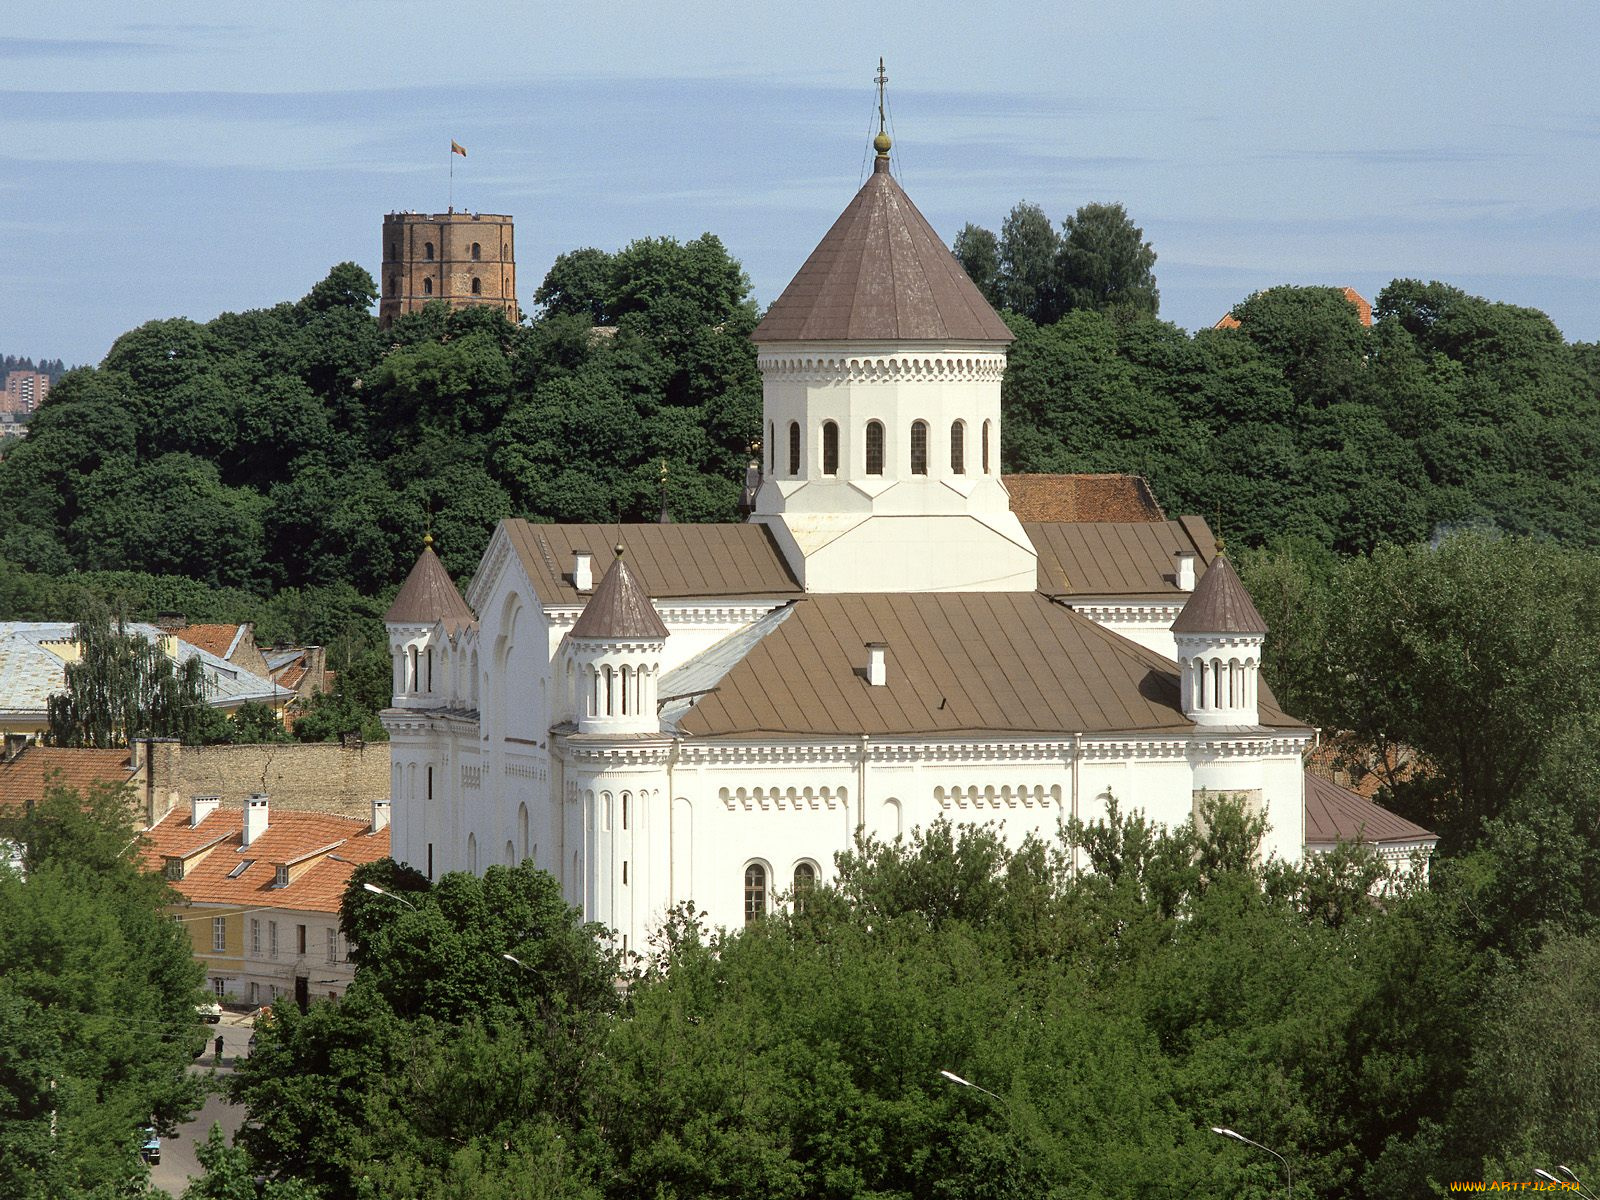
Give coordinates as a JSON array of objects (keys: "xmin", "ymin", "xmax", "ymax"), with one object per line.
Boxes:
[{"xmin": 449, "ymin": 142, "xmax": 454, "ymax": 213}]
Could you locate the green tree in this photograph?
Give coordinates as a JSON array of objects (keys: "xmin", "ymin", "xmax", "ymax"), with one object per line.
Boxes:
[
  {"xmin": 46, "ymin": 608, "xmax": 217, "ymax": 747},
  {"xmin": 997, "ymin": 201, "xmax": 1061, "ymax": 322},
  {"xmin": 0, "ymin": 782, "xmax": 205, "ymax": 1199},
  {"xmin": 953, "ymin": 222, "xmax": 1003, "ymax": 309},
  {"xmin": 1055, "ymin": 201, "xmax": 1159, "ymax": 316}
]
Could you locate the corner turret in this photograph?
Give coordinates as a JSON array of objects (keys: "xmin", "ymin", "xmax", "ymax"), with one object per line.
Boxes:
[
  {"xmin": 1172, "ymin": 554, "xmax": 1267, "ymax": 727},
  {"xmin": 565, "ymin": 546, "xmax": 669, "ymax": 734},
  {"xmin": 385, "ymin": 535, "xmax": 477, "ymax": 710}
]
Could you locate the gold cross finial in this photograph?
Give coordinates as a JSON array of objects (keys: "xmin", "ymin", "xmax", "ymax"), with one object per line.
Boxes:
[{"xmin": 873, "ymin": 58, "xmax": 891, "ymax": 157}]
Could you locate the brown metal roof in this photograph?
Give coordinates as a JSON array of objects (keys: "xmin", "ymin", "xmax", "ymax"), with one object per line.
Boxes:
[
  {"xmin": 1171, "ymin": 554, "xmax": 1267, "ymax": 635},
  {"xmin": 499, "ymin": 522, "xmax": 802, "ymax": 607},
  {"xmin": 675, "ymin": 591, "xmax": 1303, "ymax": 739},
  {"xmin": 1026, "ymin": 516, "xmax": 1217, "ymax": 598},
  {"xmin": 1005, "ymin": 475, "xmax": 1166, "ymax": 524},
  {"xmin": 570, "ymin": 549, "xmax": 669, "ymax": 640},
  {"xmin": 385, "ymin": 544, "xmax": 477, "ymax": 632},
  {"xmin": 1303, "ymin": 772, "xmax": 1436, "ymax": 847},
  {"xmin": 752, "ymin": 157, "xmax": 1014, "ymax": 344}
]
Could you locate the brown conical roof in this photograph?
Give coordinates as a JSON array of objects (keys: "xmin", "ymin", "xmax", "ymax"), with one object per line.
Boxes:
[
  {"xmin": 570, "ymin": 547, "xmax": 669, "ymax": 641},
  {"xmin": 753, "ymin": 156, "xmax": 1013, "ymax": 344},
  {"xmin": 1171, "ymin": 554, "xmax": 1267, "ymax": 636},
  {"xmin": 385, "ymin": 541, "xmax": 476, "ymax": 633}
]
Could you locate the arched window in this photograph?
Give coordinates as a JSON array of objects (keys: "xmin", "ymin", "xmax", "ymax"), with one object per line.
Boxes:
[
  {"xmin": 793, "ymin": 862, "xmax": 816, "ymax": 913},
  {"xmin": 423, "ymin": 278, "xmax": 433, "ymax": 296},
  {"xmin": 910, "ymin": 421, "xmax": 929, "ymax": 475},
  {"xmin": 619, "ymin": 666, "xmax": 630, "ymax": 715},
  {"xmin": 425, "ymin": 647, "xmax": 433, "ymax": 692},
  {"xmin": 768, "ymin": 421, "xmax": 775, "ymax": 472},
  {"xmin": 822, "ymin": 421, "xmax": 839, "ymax": 475},
  {"xmin": 950, "ymin": 420, "xmax": 966, "ymax": 474},
  {"xmin": 788, "ymin": 421, "xmax": 801, "ymax": 475},
  {"xmin": 407, "ymin": 646, "xmax": 418, "ymax": 691},
  {"xmin": 744, "ymin": 863, "xmax": 767, "ymax": 925},
  {"xmin": 518, "ymin": 802, "xmax": 529, "ymax": 859},
  {"xmin": 983, "ymin": 419, "xmax": 992, "ymax": 474},
  {"xmin": 622, "ymin": 793, "xmax": 631, "ymax": 830},
  {"xmin": 471, "ymin": 242, "xmax": 481, "ymax": 261},
  {"xmin": 865, "ymin": 420, "xmax": 885, "ymax": 475},
  {"xmin": 424, "ymin": 242, "xmax": 434, "ymax": 261},
  {"xmin": 471, "ymin": 277, "xmax": 482, "ymax": 295},
  {"xmin": 505, "ymin": 840, "xmax": 515, "ymax": 866},
  {"xmin": 467, "ymin": 832, "xmax": 478, "ymax": 873},
  {"xmin": 601, "ymin": 665, "xmax": 614, "ymax": 715}
]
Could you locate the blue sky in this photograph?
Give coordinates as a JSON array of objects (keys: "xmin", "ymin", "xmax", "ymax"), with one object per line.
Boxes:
[{"xmin": 4, "ymin": 2, "xmax": 1598, "ymax": 366}]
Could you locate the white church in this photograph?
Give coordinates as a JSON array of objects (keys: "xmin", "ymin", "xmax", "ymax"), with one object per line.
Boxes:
[{"xmin": 382, "ymin": 129, "xmax": 1433, "ymax": 950}]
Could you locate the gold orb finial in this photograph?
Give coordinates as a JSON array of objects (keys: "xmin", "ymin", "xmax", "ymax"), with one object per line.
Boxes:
[
  {"xmin": 423, "ymin": 531, "xmax": 434, "ymax": 549},
  {"xmin": 614, "ymin": 543, "xmax": 625, "ymax": 558},
  {"xmin": 873, "ymin": 131, "xmax": 891, "ymax": 156}
]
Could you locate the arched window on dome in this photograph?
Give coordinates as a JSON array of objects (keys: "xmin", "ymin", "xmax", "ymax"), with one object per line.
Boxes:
[
  {"xmin": 793, "ymin": 862, "xmax": 816, "ymax": 913},
  {"xmin": 744, "ymin": 863, "xmax": 767, "ymax": 925},
  {"xmin": 788, "ymin": 421, "xmax": 801, "ymax": 475},
  {"xmin": 910, "ymin": 421, "xmax": 929, "ymax": 475},
  {"xmin": 982, "ymin": 420, "xmax": 992, "ymax": 474},
  {"xmin": 619, "ymin": 666, "xmax": 630, "ymax": 715},
  {"xmin": 822, "ymin": 421, "xmax": 839, "ymax": 475},
  {"xmin": 865, "ymin": 421, "xmax": 885, "ymax": 475},
  {"xmin": 406, "ymin": 646, "xmax": 418, "ymax": 692},
  {"xmin": 950, "ymin": 420, "xmax": 966, "ymax": 474}
]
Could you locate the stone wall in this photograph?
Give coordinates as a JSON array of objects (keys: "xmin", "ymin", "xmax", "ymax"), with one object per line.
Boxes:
[{"xmin": 176, "ymin": 742, "xmax": 390, "ymax": 819}]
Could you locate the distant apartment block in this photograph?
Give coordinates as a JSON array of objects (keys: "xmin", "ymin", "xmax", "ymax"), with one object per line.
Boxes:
[{"xmin": 2, "ymin": 370, "xmax": 49, "ymax": 415}]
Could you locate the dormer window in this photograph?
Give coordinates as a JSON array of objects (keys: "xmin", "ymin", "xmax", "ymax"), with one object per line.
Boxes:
[
  {"xmin": 273, "ymin": 865, "xmax": 289, "ymax": 888},
  {"xmin": 227, "ymin": 859, "xmax": 253, "ymax": 879},
  {"xmin": 164, "ymin": 857, "xmax": 184, "ymax": 881}
]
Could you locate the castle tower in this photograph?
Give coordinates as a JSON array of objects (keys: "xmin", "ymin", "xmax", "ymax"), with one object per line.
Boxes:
[
  {"xmin": 749, "ymin": 122, "xmax": 1036, "ymax": 592},
  {"xmin": 379, "ymin": 211, "xmax": 518, "ymax": 328},
  {"xmin": 1171, "ymin": 554, "xmax": 1267, "ymax": 727}
]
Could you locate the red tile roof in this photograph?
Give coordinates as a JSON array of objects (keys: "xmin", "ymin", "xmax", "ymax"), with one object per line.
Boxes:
[
  {"xmin": 172, "ymin": 624, "xmax": 244, "ymax": 659},
  {"xmin": 0, "ymin": 747, "xmax": 136, "ymax": 810},
  {"xmin": 1303, "ymin": 771, "xmax": 1435, "ymax": 847},
  {"xmin": 139, "ymin": 806, "xmax": 390, "ymax": 914},
  {"xmin": 1214, "ymin": 286, "xmax": 1373, "ymax": 331},
  {"xmin": 1004, "ymin": 474, "xmax": 1166, "ymax": 523}
]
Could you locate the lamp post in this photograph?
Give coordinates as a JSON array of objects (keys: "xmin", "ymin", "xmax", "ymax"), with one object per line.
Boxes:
[
  {"xmin": 939, "ymin": 1069, "xmax": 1010, "ymax": 1111},
  {"xmin": 501, "ymin": 952, "xmax": 531, "ymax": 971},
  {"xmin": 1211, "ymin": 1127, "xmax": 1291, "ymax": 1199},
  {"xmin": 362, "ymin": 882, "xmax": 416, "ymax": 910}
]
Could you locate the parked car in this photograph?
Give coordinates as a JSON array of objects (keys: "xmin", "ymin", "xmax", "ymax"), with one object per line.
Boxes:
[
  {"xmin": 140, "ymin": 1127, "xmax": 160, "ymax": 1165},
  {"xmin": 196, "ymin": 1001, "xmax": 222, "ymax": 1023}
]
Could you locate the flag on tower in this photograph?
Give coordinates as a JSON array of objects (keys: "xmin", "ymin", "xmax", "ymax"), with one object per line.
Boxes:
[{"xmin": 451, "ymin": 140, "xmax": 467, "ymax": 157}]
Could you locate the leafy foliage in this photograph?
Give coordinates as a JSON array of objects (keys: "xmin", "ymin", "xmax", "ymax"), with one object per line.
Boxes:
[{"xmin": 0, "ymin": 783, "xmax": 206, "ymax": 1199}]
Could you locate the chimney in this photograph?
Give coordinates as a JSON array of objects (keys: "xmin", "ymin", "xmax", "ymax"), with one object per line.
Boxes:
[
  {"xmin": 573, "ymin": 551, "xmax": 594, "ymax": 593},
  {"xmin": 1174, "ymin": 550, "xmax": 1197, "ymax": 592},
  {"xmin": 243, "ymin": 793, "xmax": 270, "ymax": 847},
  {"xmin": 191, "ymin": 795, "xmax": 220, "ymax": 828},
  {"xmin": 372, "ymin": 797, "xmax": 392, "ymax": 833},
  {"xmin": 3, "ymin": 733, "xmax": 27, "ymax": 764},
  {"xmin": 865, "ymin": 642, "xmax": 888, "ymax": 687}
]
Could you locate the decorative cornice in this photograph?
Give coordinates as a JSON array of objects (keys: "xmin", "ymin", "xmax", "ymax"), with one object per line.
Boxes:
[
  {"xmin": 548, "ymin": 601, "xmax": 787, "ymax": 630},
  {"xmin": 719, "ymin": 784, "xmax": 847, "ymax": 812},
  {"xmin": 1072, "ymin": 603, "xmax": 1185, "ymax": 624},
  {"xmin": 757, "ymin": 350, "xmax": 1007, "ymax": 385},
  {"xmin": 935, "ymin": 783, "xmax": 1063, "ymax": 811}
]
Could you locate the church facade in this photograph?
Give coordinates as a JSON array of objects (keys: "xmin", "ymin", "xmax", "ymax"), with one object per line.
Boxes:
[{"xmin": 383, "ymin": 132, "xmax": 1370, "ymax": 952}]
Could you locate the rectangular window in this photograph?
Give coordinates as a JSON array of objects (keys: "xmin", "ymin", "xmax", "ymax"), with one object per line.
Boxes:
[
  {"xmin": 270, "ymin": 984, "xmax": 280, "ymax": 1001},
  {"xmin": 249, "ymin": 982, "xmax": 259, "ymax": 1005},
  {"xmin": 427, "ymin": 765, "xmax": 434, "ymax": 800},
  {"xmin": 269, "ymin": 922, "xmax": 278, "ymax": 960},
  {"xmin": 297, "ymin": 925, "xmax": 307, "ymax": 956},
  {"xmin": 212, "ymin": 917, "xmax": 226, "ymax": 952},
  {"xmin": 622, "ymin": 860, "xmax": 629, "ymax": 885},
  {"xmin": 273, "ymin": 865, "xmax": 289, "ymax": 888},
  {"xmin": 165, "ymin": 858, "xmax": 184, "ymax": 881},
  {"xmin": 213, "ymin": 977, "xmax": 226, "ymax": 998},
  {"xmin": 427, "ymin": 843, "xmax": 433, "ymax": 880},
  {"xmin": 250, "ymin": 919, "xmax": 260, "ymax": 954},
  {"xmin": 326, "ymin": 928, "xmax": 337, "ymax": 964}
]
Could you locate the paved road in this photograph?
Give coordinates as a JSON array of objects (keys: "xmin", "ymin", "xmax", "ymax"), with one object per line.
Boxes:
[{"xmin": 148, "ymin": 1013, "xmax": 253, "ymax": 1195}]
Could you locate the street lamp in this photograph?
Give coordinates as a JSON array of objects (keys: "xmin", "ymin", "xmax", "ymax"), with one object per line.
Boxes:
[
  {"xmin": 501, "ymin": 953, "xmax": 531, "ymax": 971},
  {"xmin": 362, "ymin": 882, "xmax": 416, "ymax": 910},
  {"xmin": 1548, "ymin": 1167, "xmax": 1596, "ymax": 1200},
  {"xmin": 1211, "ymin": 1127, "xmax": 1291, "ymax": 1199}
]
